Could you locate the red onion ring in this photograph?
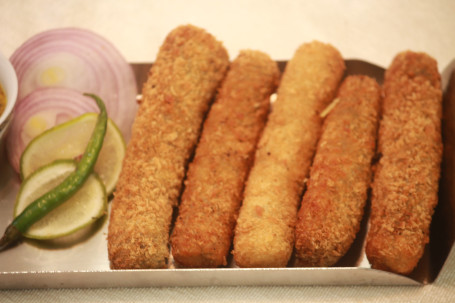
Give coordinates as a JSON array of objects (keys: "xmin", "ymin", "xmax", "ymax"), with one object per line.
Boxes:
[
  {"xmin": 10, "ymin": 27, "xmax": 138, "ymax": 142},
  {"xmin": 6, "ymin": 87, "xmax": 99, "ymax": 173}
]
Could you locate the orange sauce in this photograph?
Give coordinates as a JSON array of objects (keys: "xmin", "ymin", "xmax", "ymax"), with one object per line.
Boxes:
[{"xmin": 0, "ymin": 84, "xmax": 6, "ymax": 117}]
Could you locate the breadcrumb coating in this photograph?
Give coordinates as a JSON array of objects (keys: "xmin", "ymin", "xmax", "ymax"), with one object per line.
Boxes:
[
  {"xmin": 107, "ymin": 25, "xmax": 229, "ymax": 269},
  {"xmin": 233, "ymin": 41, "xmax": 345, "ymax": 268},
  {"xmin": 171, "ymin": 50, "xmax": 280, "ymax": 268},
  {"xmin": 295, "ymin": 75, "xmax": 381, "ymax": 267},
  {"xmin": 365, "ymin": 51, "xmax": 443, "ymax": 275}
]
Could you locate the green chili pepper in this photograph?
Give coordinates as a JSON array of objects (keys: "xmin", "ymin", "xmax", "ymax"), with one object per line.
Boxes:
[{"xmin": 0, "ymin": 93, "xmax": 107, "ymax": 251}]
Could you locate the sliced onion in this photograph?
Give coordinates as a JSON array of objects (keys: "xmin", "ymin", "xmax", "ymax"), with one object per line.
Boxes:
[
  {"xmin": 10, "ymin": 27, "xmax": 138, "ymax": 142},
  {"xmin": 6, "ymin": 87, "xmax": 99, "ymax": 173}
]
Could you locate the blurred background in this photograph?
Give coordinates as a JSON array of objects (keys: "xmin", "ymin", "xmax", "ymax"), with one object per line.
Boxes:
[{"xmin": 2, "ymin": 0, "xmax": 454, "ymax": 73}]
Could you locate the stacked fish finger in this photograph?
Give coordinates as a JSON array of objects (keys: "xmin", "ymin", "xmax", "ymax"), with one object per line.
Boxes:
[
  {"xmin": 365, "ymin": 52, "xmax": 442, "ymax": 275},
  {"xmin": 107, "ymin": 24, "xmax": 443, "ymax": 276},
  {"xmin": 107, "ymin": 25, "xmax": 229, "ymax": 269}
]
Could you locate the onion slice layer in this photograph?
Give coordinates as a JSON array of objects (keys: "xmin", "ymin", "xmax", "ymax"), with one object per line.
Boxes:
[
  {"xmin": 10, "ymin": 27, "xmax": 138, "ymax": 142},
  {"xmin": 6, "ymin": 87, "xmax": 100, "ymax": 173}
]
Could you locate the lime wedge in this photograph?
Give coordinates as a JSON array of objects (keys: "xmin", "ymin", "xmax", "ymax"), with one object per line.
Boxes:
[
  {"xmin": 20, "ymin": 113, "xmax": 126, "ymax": 196},
  {"xmin": 14, "ymin": 160, "xmax": 107, "ymax": 239}
]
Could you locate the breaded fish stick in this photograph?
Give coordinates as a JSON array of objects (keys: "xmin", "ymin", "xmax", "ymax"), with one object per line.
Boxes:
[
  {"xmin": 295, "ymin": 75, "xmax": 381, "ymax": 267},
  {"xmin": 366, "ymin": 51, "xmax": 443, "ymax": 275},
  {"xmin": 107, "ymin": 25, "xmax": 229, "ymax": 269},
  {"xmin": 233, "ymin": 41, "xmax": 345, "ymax": 267},
  {"xmin": 170, "ymin": 50, "xmax": 280, "ymax": 268}
]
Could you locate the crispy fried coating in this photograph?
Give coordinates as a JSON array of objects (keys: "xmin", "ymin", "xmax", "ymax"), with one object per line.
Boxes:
[
  {"xmin": 107, "ymin": 25, "xmax": 229, "ymax": 269},
  {"xmin": 365, "ymin": 51, "xmax": 443, "ymax": 275},
  {"xmin": 233, "ymin": 41, "xmax": 345, "ymax": 268},
  {"xmin": 295, "ymin": 75, "xmax": 381, "ymax": 267},
  {"xmin": 170, "ymin": 50, "xmax": 280, "ymax": 268}
]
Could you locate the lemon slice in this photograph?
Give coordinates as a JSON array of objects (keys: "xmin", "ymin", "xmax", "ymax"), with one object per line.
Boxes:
[
  {"xmin": 20, "ymin": 113, "xmax": 126, "ymax": 196},
  {"xmin": 14, "ymin": 160, "xmax": 107, "ymax": 239}
]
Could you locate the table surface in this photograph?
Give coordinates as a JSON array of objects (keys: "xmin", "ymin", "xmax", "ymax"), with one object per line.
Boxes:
[{"xmin": 1, "ymin": 0, "xmax": 455, "ymax": 302}]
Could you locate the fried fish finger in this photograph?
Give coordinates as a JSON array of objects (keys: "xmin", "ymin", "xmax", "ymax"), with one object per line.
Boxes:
[
  {"xmin": 365, "ymin": 51, "xmax": 443, "ymax": 275},
  {"xmin": 233, "ymin": 41, "xmax": 345, "ymax": 268},
  {"xmin": 170, "ymin": 50, "xmax": 280, "ymax": 268},
  {"xmin": 107, "ymin": 25, "xmax": 229, "ymax": 269},
  {"xmin": 295, "ymin": 75, "xmax": 381, "ymax": 267}
]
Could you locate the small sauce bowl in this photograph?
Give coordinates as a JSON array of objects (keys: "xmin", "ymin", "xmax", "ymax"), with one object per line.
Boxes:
[{"xmin": 0, "ymin": 51, "xmax": 18, "ymax": 145}]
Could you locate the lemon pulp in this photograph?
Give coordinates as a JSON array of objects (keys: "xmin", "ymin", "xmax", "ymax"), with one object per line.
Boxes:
[
  {"xmin": 14, "ymin": 160, "xmax": 107, "ymax": 239},
  {"xmin": 20, "ymin": 113, "xmax": 126, "ymax": 196}
]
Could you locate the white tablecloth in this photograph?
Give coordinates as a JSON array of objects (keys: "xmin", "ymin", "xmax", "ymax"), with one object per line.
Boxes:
[{"xmin": 1, "ymin": 0, "xmax": 455, "ymax": 302}]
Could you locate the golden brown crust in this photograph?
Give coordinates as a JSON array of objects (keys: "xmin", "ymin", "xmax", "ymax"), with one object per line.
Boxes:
[
  {"xmin": 233, "ymin": 41, "xmax": 345, "ymax": 268},
  {"xmin": 295, "ymin": 75, "xmax": 381, "ymax": 267},
  {"xmin": 365, "ymin": 51, "xmax": 442, "ymax": 275},
  {"xmin": 170, "ymin": 50, "xmax": 280, "ymax": 268},
  {"xmin": 107, "ymin": 25, "xmax": 229, "ymax": 269}
]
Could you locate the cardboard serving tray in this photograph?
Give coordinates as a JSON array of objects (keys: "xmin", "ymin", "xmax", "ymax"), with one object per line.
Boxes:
[{"xmin": 0, "ymin": 59, "xmax": 454, "ymax": 289}]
